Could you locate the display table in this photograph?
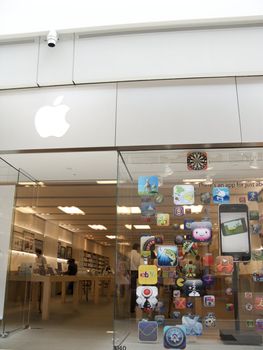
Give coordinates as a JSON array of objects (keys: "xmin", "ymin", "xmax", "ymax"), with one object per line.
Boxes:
[{"xmin": 9, "ymin": 274, "xmax": 114, "ymax": 320}]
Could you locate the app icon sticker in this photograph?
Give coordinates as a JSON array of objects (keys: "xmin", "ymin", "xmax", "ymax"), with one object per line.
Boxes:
[
  {"xmin": 254, "ymin": 296, "xmax": 263, "ymax": 310},
  {"xmin": 136, "ymin": 286, "xmax": 158, "ymax": 312},
  {"xmin": 239, "ymin": 196, "xmax": 246, "ymax": 203},
  {"xmin": 202, "ymin": 253, "xmax": 214, "ymax": 267},
  {"xmin": 252, "ymin": 272, "xmax": 263, "ymax": 282},
  {"xmin": 157, "ymin": 246, "xmax": 178, "ymax": 267},
  {"xmin": 174, "ymin": 235, "xmax": 184, "ymax": 245},
  {"xmin": 176, "ymin": 277, "xmax": 185, "ymax": 289},
  {"xmin": 140, "ymin": 236, "xmax": 155, "ymax": 258},
  {"xmin": 187, "ymin": 151, "xmax": 208, "ymax": 171},
  {"xmin": 154, "ymin": 315, "xmax": 165, "ymax": 325},
  {"xmin": 183, "ymin": 279, "xmax": 203, "ymax": 297},
  {"xmin": 246, "ymin": 320, "xmax": 254, "ymax": 328},
  {"xmin": 225, "ymin": 288, "xmax": 232, "ymax": 296},
  {"xmin": 252, "ymin": 249, "xmax": 263, "ymax": 261},
  {"xmin": 163, "ymin": 325, "xmax": 186, "ymax": 349},
  {"xmin": 245, "ymin": 303, "xmax": 253, "ymax": 312},
  {"xmin": 256, "ymin": 319, "xmax": 263, "ymax": 331},
  {"xmin": 154, "ymin": 193, "xmax": 164, "ymax": 204},
  {"xmin": 249, "ymin": 210, "xmax": 259, "ymax": 220},
  {"xmin": 251, "ymin": 224, "xmax": 262, "ymax": 235},
  {"xmin": 191, "ymin": 221, "xmax": 212, "ymax": 242},
  {"xmin": 212, "ymin": 187, "xmax": 230, "ymax": 204},
  {"xmin": 182, "ymin": 314, "xmax": 203, "ymax": 335},
  {"xmin": 184, "ymin": 219, "xmax": 194, "ymax": 230},
  {"xmin": 204, "ymin": 313, "xmax": 216, "ymax": 328},
  {"xmin": 202, "ymin": 274, "xmax": 215, "ymax": 287},
  {"xmin": 174, "ymin": 206, "xmax": 184, "ymax": 217},
  {"xmin": 248, "ymin": 191, "xmax": 258, "ymax": 202},
  {"xmin": 172, "ymin": 311, "xmax": 181, "ymax": 319},
  {"xmin": 174, "ymin": 298, "xmax": 186, "ymax": 310},
  {"xmin": 226, "ymin": 303, "xmax": 234, "ymax": 311},
  {"xmin": 200, "ymin": 192, "xmax": 211, "ymax": 204},
  {"xmin": 138, "ymin": 176, "xmax": 159, "ymax": 196},
  {"xmin": 216, "ymin": 256, "xmax": 234, "ymax": 274},
  {"xmin": 157, "ymin": 213, "xmax": 170, "ymax": 226},
  {"xmin": 203, "ymin": 295, "xmax": 215, "ymax": 307},
  {"xmin": 173, "ymin": 185, "xmax": 194, "ymax": 205},
  {"xmin": 173, "ymin": 290, "xmax": 181, "ymax": 298},
  {"xmin": 138, "ymin": 320, "xmax": 158, "ymax": 342},
  {"xmin": 186, "ymin": 301, "xmax": 194, "ymax": 309},
  {"xmin": 138, "ymin": 265, "xmax": 158, "ymax": 285},
  {"xmin": 183, "ymin": 261, "xmax": 197, "ymax": 278},
  {"xmin": 244, "ymin": 292, "xmax": 253, "ymax": 299},
  {"xmin": 182, "ymin": 241, "xmax": 198, "ymax": 256},
  {"xmin": 140, "ymin": 201, "xmax": 156, "ymax": 217}
]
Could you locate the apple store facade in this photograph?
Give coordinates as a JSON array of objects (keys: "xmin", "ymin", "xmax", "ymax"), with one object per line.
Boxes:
[{"xmin": 0, "ymin": 21, "xmax": 263, "ymax": 350}]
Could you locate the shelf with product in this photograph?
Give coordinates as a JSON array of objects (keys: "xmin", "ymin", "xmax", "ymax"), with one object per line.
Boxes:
[{"xmin": 83, "ymin": 251, "xmax": 110, "ymax": 274}]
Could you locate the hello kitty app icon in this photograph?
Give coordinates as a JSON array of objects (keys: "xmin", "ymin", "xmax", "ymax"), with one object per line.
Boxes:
[{"xmin": 191, "ymin": 222, "xmax": 212, "ymax": 243}]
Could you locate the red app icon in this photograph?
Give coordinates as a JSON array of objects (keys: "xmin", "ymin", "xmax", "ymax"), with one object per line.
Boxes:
[
  {"xmin": 174, "ymin": 297, "xmax": 186, "ymax": 310},
  {"xmin": 255, "ymin": 296, "xmax": 263, "ymax": 311},
  {"xmin": 202, "ymin": 253, "xmax": 214, "ymax": 267},
  {"xmin": 216, "ymin": 256, "xmax": 234, "ymax": 274}
]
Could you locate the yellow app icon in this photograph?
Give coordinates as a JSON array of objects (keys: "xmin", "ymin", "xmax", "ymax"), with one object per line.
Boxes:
[{"xmin": 138, "ymin": 265, "xmax": 158, "ymax": 285}]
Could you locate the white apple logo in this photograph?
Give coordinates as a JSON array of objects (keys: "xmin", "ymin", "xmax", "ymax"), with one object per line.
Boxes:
[{"xmin": 35, "ymin": 96, "xmax": 70, "ymax": 137}]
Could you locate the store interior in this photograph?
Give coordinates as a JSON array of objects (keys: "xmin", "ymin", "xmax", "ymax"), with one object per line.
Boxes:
[{"xmin": 0, "ymin": 147, "xmax": 263, "ymax": 349}]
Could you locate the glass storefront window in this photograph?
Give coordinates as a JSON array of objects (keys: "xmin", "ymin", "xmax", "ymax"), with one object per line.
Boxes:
[{"xmin": 115, "ymin": 148, "xmax": 263, "ymax": 348}]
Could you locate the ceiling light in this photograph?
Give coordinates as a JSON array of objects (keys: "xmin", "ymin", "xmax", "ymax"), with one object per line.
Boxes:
[
  {"xmin": 203, "ymin": 176, "xmax": 213, "ymax": 185},
  {"xmin": 133, "ymin": 225, "xmax": 151, "ymax": 229},
  {"xmin": 58, "ymin": 206, "xmax": 85, "ymax": 215},
  {"xmin": 125, "ymin": 224, "xmax": 132, "ymax": 230},
  {"xmin": 96, "ymin": 180, "xmax": 117, "ymax": 184},
  {"xmin": 183, "ymin": 179, "xmax": 206, "ymax": 183},
  {"xmin": 118, "ymin": 242, "xmax": 130, "ymax": 246},
  {"xmin": 16, "ymin": 206, "xmax": 36, "ymax": 214},
  {"xmin": 18, "ymin": 181, "xmax": 36, "ymax": 186},
  {"xmin": 88, "ymin": 224, "xmax": 107, "ymax": 230},
  {"xmin": 117, "ymin": 206, "xmax": 141, "ymax": 214},
  {"xmin": 183, "ymin": 205, "xmax": 203, "ymax": 214},
  {"xmin": 180, "ymin": 224, "xmax": 184, "ymax": 230},
  {"xmin": 106, "ymin": 235, "xmax": 116, "ymax": 239}
]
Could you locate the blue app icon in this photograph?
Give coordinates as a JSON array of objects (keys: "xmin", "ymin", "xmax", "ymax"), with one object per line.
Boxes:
[
  {"xmin": 212, "ymin": 187, "xmax": 230, "ymax": 204},
  {"xmin": 248, "ymin": 192, "xmax": 258, "ymax": 202}
]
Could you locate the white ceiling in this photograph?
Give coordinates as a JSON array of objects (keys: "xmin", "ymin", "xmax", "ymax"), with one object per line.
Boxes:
[{"xmin": 2, "ymin": 151, "xmax": 117, "ymax": 182}]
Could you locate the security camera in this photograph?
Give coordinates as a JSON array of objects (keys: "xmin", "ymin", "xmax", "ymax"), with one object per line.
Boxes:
[{"xmin": 47, "ymin": 30, "xmax": 58, "ymax": 47}]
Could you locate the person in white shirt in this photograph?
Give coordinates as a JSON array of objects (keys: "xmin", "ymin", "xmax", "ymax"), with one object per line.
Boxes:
[
  {"xmin": 35, "ymin": 249, "xmax": 47, "ymax": 268},
  {"xmin": 130, "ymin": 243, "xmax": 141, "ymax": 313}
]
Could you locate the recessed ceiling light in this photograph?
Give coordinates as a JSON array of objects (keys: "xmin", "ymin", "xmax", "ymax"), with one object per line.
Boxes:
[
  {"xmin": 16, "ymin": 207, "xmax": 36, "ymax": 214},
  {"xmin": 106, "ymin": 235, "xmax": 116, "ymax": 239},
  {"xmin": 117, "ymin": 206, "xmax": 141, "ymax": 214},
  {"xmin": 183, "ymin": 205, "xmax": 203, "ymax": 214},
  {"xmin": 183, "ymin": 179, "xmax": 206, "ymax": 183},
  {"xmin": 133, "ymin": 225, "xmax": 151, "ymax": 229},
  {"xmin": 125, "ymin": 224, "xmax": 132, "ymax": 230},
  {"xmin": 58, "ymin": 206, "xmax": 85, "ymax": 215},
  {"xmin": 18, "ymin": 181, "xmax": 36, "ymax": 186},
  {"xmin": 96, "ymin": 180, "xmax": 117, "ymax": 184},
  {"xmin": 88, "ymin": 224, "xmax": 107, "ymax": 230}
]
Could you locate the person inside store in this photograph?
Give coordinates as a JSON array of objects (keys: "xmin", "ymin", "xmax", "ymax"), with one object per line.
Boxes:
[
  {"xmin": 130, "ymin": 242, "xmax": 141, "ymax": 314},
  {"xmin": 64, "ymin": 258, "xmax": 78, "ymax": 295},
  {"xmin": 35, "ymin": 249, "xmax": 47, "ymax": 269},
  {"xmin": 34, "ymin": 249, "xmax": 47, "ymax": 313}
]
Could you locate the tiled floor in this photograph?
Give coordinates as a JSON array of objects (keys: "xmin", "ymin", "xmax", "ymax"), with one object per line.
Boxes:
[{"xmin": 1, "ymin": 298, "xmax": 262, "ymax": 350}]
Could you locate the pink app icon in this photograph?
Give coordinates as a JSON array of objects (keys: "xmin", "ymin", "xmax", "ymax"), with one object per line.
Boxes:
[{"xmin": 191, "ymin": 222, "xmax": 212, "ymax": 242}]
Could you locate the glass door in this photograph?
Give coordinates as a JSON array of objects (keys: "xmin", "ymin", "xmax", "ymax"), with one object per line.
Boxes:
[{"xmin": 1, "ymin": 160, "xmax": 39, "ymax": 336}]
